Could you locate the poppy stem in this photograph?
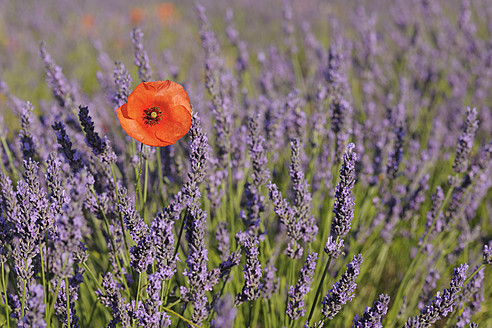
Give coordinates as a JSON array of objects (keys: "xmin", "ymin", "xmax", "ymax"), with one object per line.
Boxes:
[
  {"xmin": 156, "ymin": 147, "xmax": 165, "ymax": 202},
  {"xmin": 135, "ymin": 143, "xmax": 144, "ymax": 209},
  {"xmin": 143, "ymin": 149, "xmax": 149, "ymax": 214}
]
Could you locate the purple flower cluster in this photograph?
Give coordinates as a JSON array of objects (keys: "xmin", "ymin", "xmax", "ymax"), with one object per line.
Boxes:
[
  {"xmin": 287, "ymin": 252, "xmax": 318, "ymax": 321},
  {"xmin": 404, "ymin": 264, "xmax": 469, "ymax": 327},
  {"xmin": 1, "ymin": 1, "xmax": 491, "ymax": 327},
  {"xmin": 352, "ymin": 294, "xmax": 390, "ymax": 328},
  {"xmin": 326, "ymin": 143, "xmax": 357, "ymax": 258},
  {"xmin": 453, "ymin": 107, "xmax": 479, "ymax": 173},
  {"xmin": 131, "ymin": 27, "xmax": 153, "ymax": 82},
  {"xmin": 321, "ymin": 254, "xmax": 363, "ymax": 320},
  {"xmin": 235, "ymin": 235, "xmax": 263, "ymax": 305}
]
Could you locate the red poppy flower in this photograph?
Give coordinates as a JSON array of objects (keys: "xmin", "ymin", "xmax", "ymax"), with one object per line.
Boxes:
[{"xmin": 116, "ymin": 80, "xmax": 192, "ymax": 147}]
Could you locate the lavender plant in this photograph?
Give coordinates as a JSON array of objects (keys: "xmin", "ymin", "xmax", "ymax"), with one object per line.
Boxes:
[{"xmin": 0, "ymin": 0, "xmax": 491, "ymax": 327}]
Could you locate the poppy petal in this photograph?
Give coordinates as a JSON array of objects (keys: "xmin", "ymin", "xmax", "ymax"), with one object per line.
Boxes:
[
  {"xmin": 155, "ymin": 81, "xmax": 191, "ymax": 114},
  {"xmin": 117, "ymin": 80, "xmax": 192, "ymax": 147},
  {"xmin": 126, "ymin": 82, "xmax": 156, "ymax": 120},
  {"xmin": 155, "ymin": 105, "xmax": 192, "ymax": 144},
  {"xmin": 117, "ymin": 104, "xmax": 162, "ymax": 146}
]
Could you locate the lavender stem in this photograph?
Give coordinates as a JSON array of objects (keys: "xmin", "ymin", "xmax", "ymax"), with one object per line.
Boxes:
[
  {"xmin": 88, "ymin": 186, "xmax": 130, "ymax": 297},
  {"xmin": 21, "ymin": 270, "xmax": 27, "ymax": 318},
  {"xmin": 386, "ymin": 184, "xmax": 454, "ymax": 325},
  {"xmin": 65, "ymin": 277, "xmax": 71, "ymax": 328},
  {"xmin": 39, "ymin": 244, "xmax": 48, "ymax": 321},
  {"xmin": 133, "ymin": 273, "xmax": 143, "ymax": 328},
  {"xmin": 1, "ymin": 136, "xmax": 19, "ymax": 179},
  {"xmin": 161, "ymin": 306, "xmax": 200, "ymax": 328},
  {"xmin": 111, "ymin": 164, "xmax": 131, "ymax": 265},
  {"xmin": 81, "ymin": 262, "xmax": 104, "ymax": 291},
  {"xmin": 1, "ymin": 262, "xmax": 9, "ymax": 328},
  {"xmin": 306, "ymin": 243, "xmax": 336, "ymax": 325}
]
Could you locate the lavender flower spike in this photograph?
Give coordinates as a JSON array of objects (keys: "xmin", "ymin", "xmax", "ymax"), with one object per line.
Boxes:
[
  {"xmin": 352, "ymin": 294, "xmax": 390, "ymax": 328},
  {"xmin": 290, "ymin": 138, "xmax": 318, "ymax": 243},
  {"xmin": 321, "ymin": 254, "xmax": 363, "ymax": 320},
  {"xmin": 483, "ymin": 244, "xmax": 492, "ymax": 265},
  {"xmin": 131, "ymin": 27, "xmax": 153, "ymax": 82},
  {"xmin": 330, "ymin": 143, "xmax": 357, "ymax": 240},
  {"xmin": 39, "ymin": 41, "xmax": 77, "ymax": 116},
  {"xmin": 211, "ymin": 294, "xmax": 237, "ymax": 328},
  {"xmin": 19, "ymin": 284, "xmax": 46, "ymax": 328},
  {"xmin": 453, "ymin": 107, "xmax": 478, "ymax": 173},
  {"xmin": 287, "ymin": 252, "xmax": 318, "ymax": 321},
  {"xmin": 112, "ymin": 61, "xmax": 132, "ymax": 109},
  {"xmin": 19, "ymin": 101, "xmax": 37, "ymax": 160},
  {"xmin": 52, "ymin": 121, "xmax": 83, "ymax": 173},
  {"xmin": 404, "ymin": 264, "xmax": 469, "ymax": 327},
  {"xmin": 235, "ymin": 235, "xmax": 263, "ymax": 305},
  {"xmin": 78, "ymin": 106, "xmax": 105, "ymax": 156}
]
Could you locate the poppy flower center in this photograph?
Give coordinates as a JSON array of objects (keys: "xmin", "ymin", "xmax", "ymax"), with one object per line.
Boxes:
[{"xmin": 143, "ymin": 106, "xmax": 162, "ymax": 126}]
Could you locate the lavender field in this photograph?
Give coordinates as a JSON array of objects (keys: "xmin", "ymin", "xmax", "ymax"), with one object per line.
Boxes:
[{"xmin": 0, "ymin": 0, "xmax": 491, "ymax": 327}]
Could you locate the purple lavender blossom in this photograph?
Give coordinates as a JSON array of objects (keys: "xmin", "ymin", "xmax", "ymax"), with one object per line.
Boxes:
[
  {"xmin": 483, "ymin": 244, "xmax": 492, "ymax": 265},
  {"xmin": 0, "ymin": 172, "xmax": 17, "ymax": 247},
  {"xmin": 326, "ymin": 45, "xmax": 353, "ymax": 158},
  {"xmin": 281, "ymin": 0, "xmax": 298, "ymax": 55},
  {"xmin": 180, "ymin": 111, "xmax": 220, "ymax": 324},
  {"xmin": 420, "ymin": 187, "xmax": 445, "ymax": 255},
  {"xmin": 453, "ymin": 107, "xmax": 479, "ymax": 173},
  {"xmin": 321, "ymin": 254, "xmax": 363, "ymax": 320},
  {"xmin": 150, "ymin": 208, "xmax": 180, "ymax": 280},
  {"xmin": 235, "ymin": 235, "xmax": 263, "ymax": 305},
  {"xmin": 248, "ymin": 115, "xmax": 270, "ymax": 187},
  {"xmin": 135, "ymin": 273, "xmax": 171, "ymax": 328},
  {"xmin": 240, "ymin": 115, "xmax": 270, "ymax": 236},
  {"xmin": 287, "ymin": 252, "xmax": 318, "ymax": 321},
  {"xmin": 330, "ymin": 143, "xmax": 357, "ymax": 239},
  {"xmin": 218, "ymin": 249, "xmax": 242, "ymax": 280},
  {"xmin": 19, "ymin": 101, "xmax": 37, "ymax": 160},
  {"xmin": 118, "ymin": 188, "xmax": 147, "ymax": 244},
  {"xmin": 352, "ymin": 294, "xmax": 390, "ymax": 328},
  {"xmin": 54, "ymin": 270, "xmax": 84, "ymax": 328},
  {"xmin": 97, "ymin": 272, "xmax": 131, "ymax": 327},
  {"xmin": 455, "ymin": 266, "xmax": 484, "ymax": 327},
  {"xmin": 19, "ymin": 284, "xmax": 46, "ymax": 328},
  {"xmin": 290, "ymin": 138, "xmax": 318, "ymax": 243},
  {"xmin": 267, "ymin": 182, "xmax": 303, "ymax": 259},
  {"xmin": 112, "ymin": 61, "xmax": 132, "ymax": 109},
  {"xmin": 45, "ymin": 153, "xmax": 69, "ymax": 219},
  {"xmin": 418, "ymin": 268, "xmax": 440, "ymax": 310},
  {"xmin": 131, "ymin": 27, "xmax": 153, "ymax": 82},
  {"xmin": 386, "ymin": 122, "xmax": 405, "ymax": 179},
  {"xmin": 404, "ymin": 264, "xmax": 469, "ymax": 327},
  {"xmin": 225, "ymin": 9, "xmax": 249, "ymax": 77},
  {"xmin": 51, "ymin": 121, "xmax": 83, "ymax": 173},
  {"xmin": 78, "ymin": 106, "xmax": 105, "ymax": 156},
  {"xmin": 195, "ymin": 3, "xmax": 223, "ymax": 100},
  {"xmin": 324, "ymin": 236, "xmax": 344, "ymax": 259},
  {"xmin": 195, "ymin": 4, "xmax": 232, "ymax": 171},
  {"xmin": 261, "ymin": 260, "xmax": 280, "ymax": 299},
  {"xmin": 39, "ymin": 41, "xmax": 78, "ymax": 125},
  {"xmin": 216, "ymin": 221, "xmax": 230, "ymax": 261},
  {"xmin": 211, "ymin": 294, "xmax": 237, "ymax": 328},
  {"xmin": 401, "ymin": 174, "xmax": 430, "ymax": 221}
]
